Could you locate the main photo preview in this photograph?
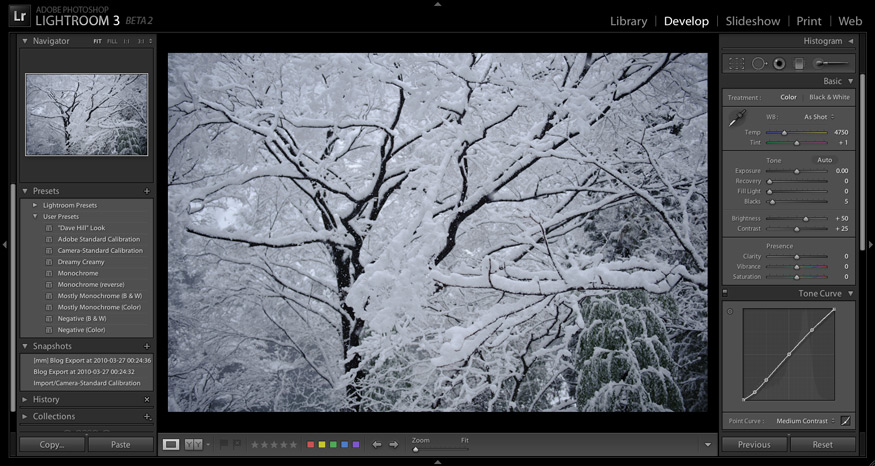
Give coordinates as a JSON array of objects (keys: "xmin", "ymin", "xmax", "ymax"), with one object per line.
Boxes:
[{"xmin": 166, "ymin": 52, "xmax": 709, "ymax": 414}]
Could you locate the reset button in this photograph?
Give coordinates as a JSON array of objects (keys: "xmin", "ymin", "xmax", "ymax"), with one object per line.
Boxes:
[{"xmin": 790, "ymin": 437, "xmax": 855, "ymax": 452}]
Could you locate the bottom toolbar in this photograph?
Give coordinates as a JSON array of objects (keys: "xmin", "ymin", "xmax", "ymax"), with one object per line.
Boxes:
[{"xmin": 148, "ymin": 433, "xmax": 720, "ymax": 457}]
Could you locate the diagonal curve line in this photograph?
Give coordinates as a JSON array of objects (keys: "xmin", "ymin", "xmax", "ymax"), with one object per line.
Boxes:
[{"xmin": 743, "ymin": 308, "xmax": 835, "ymax": 402}]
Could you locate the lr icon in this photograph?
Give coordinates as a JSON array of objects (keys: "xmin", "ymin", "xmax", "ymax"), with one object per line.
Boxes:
[{"xmin": 9, "ymin": 5, "xmax": 31, "ymax": 27}]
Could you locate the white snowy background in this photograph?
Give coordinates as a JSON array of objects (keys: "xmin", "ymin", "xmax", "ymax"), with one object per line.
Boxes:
[
  {"xmin": 26, "ymin": 74, "xmax": 147, "ymax": 156},
  {"xmin": 168, "ymin": 53, "xmax": 708, "ymax": 412}
]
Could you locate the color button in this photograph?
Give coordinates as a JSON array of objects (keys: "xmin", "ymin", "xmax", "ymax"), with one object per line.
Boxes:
[
  {"xmin": 341, "ymin": 441, "xmax": 349, "ymax": 448},
  {"xmin": 330, "ymin": 441, "xmax": 337, "ymax": 448},
  {"xmin": 352, "ymin": 441, "xmax": 360, "ymax": 449},
  {"xmin": 306, "ymin": 441, "xmax": 315, "ymax": 449},
  {"xmin": 318, "ymin": 441, "xmax": 326, "ymax": 449}
]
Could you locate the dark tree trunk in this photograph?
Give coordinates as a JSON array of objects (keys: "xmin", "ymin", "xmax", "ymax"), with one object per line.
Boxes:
[
  {"xmin": 331, "ymin": 245, "xmax": 365, "ymax": 411},
  {"xmin": 62, "ymin": 116, "xmax": 71, "ymax": 152}
]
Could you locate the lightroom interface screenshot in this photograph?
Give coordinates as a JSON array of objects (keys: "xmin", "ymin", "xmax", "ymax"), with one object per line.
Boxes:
[{"xmin": 4, "ymin": 3, "xmax": 870, "ymax": 463}]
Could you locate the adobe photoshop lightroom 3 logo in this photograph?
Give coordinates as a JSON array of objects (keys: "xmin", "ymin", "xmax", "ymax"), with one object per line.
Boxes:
[{"xmin": 9, "ymin": 4, "xmax": 31, "ymax": 27}]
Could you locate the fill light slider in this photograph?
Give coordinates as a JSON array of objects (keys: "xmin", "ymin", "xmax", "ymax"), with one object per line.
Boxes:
[{"xmin": 766, "ymin": 188, "xmax": 828, "ymax": 194}]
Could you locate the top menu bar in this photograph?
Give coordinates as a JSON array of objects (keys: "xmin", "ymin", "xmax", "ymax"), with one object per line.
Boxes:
[{"xmin": 6, "ymin": 5, "xmax": 868, "ymax": 33}]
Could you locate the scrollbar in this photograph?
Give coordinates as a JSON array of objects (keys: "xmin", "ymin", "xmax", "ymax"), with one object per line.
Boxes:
[
  {"xmin": 10, "ymin": 184, "xmax": 16, "ymax": 412},
  {"xmin": 861, "ymin": 74, "xmax": 866, "ymax": 251}
]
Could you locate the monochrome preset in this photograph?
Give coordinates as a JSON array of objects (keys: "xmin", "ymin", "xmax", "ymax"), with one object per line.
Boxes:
[{"xmin": 168, "ymin": 53, "xmax": 708, "ymax": 413}]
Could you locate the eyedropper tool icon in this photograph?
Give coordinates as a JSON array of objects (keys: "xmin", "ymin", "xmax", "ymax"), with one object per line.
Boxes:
[{"xmin": 729, "ymin": 109, "xmax": 746, "ymax": 127}]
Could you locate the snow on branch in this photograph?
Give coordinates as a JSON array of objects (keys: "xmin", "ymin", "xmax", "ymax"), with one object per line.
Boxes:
[
  {"xmin": 432, "ymin": 256, "xmax": 704, "ymax": 296},
  {"xmin": 185, "ymin": 224, "xmax": 353, "ymax": 248}
]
